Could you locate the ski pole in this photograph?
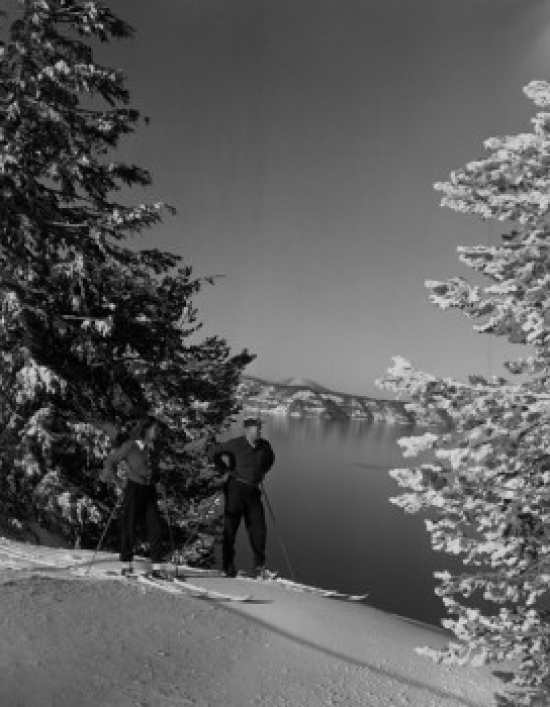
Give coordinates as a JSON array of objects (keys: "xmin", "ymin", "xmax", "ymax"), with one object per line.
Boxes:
[
  {"xmin": 160, "ymin": 485, "xmax": 178, "ymax": 577},
  {"xmin": 160, "ymin": 485, "xmax": 222, "ymax": 577},
  {"xmin": 260, "ymin": 482, "xmax": 296, "ymax": 581},
  {"xmin": 85, "ymin": 499, "xmax": 120, "ymax": 576}
]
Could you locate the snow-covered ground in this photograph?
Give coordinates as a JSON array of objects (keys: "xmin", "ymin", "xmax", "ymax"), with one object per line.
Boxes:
[{"xmin": 0, "ymin": 538, "xmax": 514, "ymax": 706}]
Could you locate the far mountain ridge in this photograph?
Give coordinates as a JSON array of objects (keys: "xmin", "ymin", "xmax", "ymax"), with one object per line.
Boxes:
[
  {"xmin": 238, "ymin": 375, "xmax": 449, "ymax": 427},
  {"xmin": 277, "ymin": 377, "xmax": 330, "ymax": 393},
  {"xmin": 244, "ymin": 374, "xmax": 391, "ymax": 401}
]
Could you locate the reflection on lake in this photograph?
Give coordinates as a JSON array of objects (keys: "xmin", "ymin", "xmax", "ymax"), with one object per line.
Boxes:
[{"xmin": 231, "ymin": 415, "xmax": 455, "ymax": 626}]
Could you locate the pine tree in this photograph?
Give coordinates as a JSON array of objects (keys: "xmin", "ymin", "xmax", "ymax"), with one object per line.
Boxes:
[
  {"xmin": 379, "ymin": 81, "xmax": 550, "ymax": 705},
  {"xmin": 0, "ymin": 0, "xmax": 252, "ymax": 558}
]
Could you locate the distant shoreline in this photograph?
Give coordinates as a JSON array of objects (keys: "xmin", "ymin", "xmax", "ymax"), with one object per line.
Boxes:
[{"xmin": 238, "ymin": 375, "xmax": 450, "ymax": 428}]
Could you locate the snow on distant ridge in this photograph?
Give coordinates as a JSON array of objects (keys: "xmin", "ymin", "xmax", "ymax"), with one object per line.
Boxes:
[{"xmin": 278, "ymin": 377, "xmax": 329, "ymax": 392}]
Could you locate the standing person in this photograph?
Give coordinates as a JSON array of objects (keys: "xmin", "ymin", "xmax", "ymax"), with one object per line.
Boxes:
[
  {"xmin": 102, "ymin": 416, "xmax": 174, "ymax": 581},
  {"xmin": 210, "ymin": 417, "xmax": 275, "ymax": 578}
]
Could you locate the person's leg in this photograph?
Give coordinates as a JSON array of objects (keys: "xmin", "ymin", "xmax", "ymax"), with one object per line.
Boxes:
[
  {"xmin": 144, "ymin": 486, "xmax": 173, "ymax": 580},
  {"xmin": 223, "ymin": 479, "xmax": 243, "ymax": 575},
  {"xmin": 119, "ymin": 481, "xmax": 140, "ymax": 572},
  {"xmin": 244, "ymin": 488, "xmax": 267, "ymax": 573},
  {"xmin": 144, "ymin": 486, "xmax": 164, "ymax": 564}
]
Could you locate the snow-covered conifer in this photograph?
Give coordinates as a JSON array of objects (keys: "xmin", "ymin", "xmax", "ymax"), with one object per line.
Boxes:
[
  {"xmin": 0, "ymin": 0, "xmax": 252, "ymax": 559},
  {"xmin": 380, "ymin": 82, "xmax": 550, "ymax": 704}
]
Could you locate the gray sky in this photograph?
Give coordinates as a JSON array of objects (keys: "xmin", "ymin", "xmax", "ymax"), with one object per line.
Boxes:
[{"xmin": 101, "ymin": 0, "xmax": 548, "ymax": 394}]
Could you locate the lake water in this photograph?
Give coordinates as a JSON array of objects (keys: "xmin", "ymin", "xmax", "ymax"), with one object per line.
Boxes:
[{"xmin": 230, "ymin": 416, "xmax": 456, "ymax": 627}]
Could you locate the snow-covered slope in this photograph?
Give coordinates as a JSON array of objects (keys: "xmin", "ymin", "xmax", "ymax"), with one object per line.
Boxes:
[{"xmin": 0, "ymin": 538, "xmax": 514, "ymax": 706}]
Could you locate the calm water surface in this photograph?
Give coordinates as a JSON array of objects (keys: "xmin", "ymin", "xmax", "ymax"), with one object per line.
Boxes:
[{"xmin": 229, "ymin": 416, "xmax": 456, "ymax": 626}]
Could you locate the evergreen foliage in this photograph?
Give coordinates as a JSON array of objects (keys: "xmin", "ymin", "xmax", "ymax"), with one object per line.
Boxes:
[
  {"xmin": 0, "ymin": 0, "xmax": 253, "ymax": 560},
  {"xmin": 379, "ymin": 82, "xmax": 550, "ymax": 704}
]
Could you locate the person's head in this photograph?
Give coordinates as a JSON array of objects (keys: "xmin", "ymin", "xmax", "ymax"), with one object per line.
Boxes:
[{"xmin": 243, "ymin": 417, "xmax": 262, "ymax": 444}]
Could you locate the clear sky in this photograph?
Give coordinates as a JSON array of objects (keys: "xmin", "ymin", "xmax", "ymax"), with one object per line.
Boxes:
[{"xmin": 99, "ymin": 0, "xmax": 548, "ymax": 395}]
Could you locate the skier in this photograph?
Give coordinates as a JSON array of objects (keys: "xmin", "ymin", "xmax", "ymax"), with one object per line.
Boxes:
[
  {"xmin": 210, "ymin": 417, "xmax": 275, "ymax": 578},
  {"xmin": 101, "ymin": 415, "xmax": 174, "ymax": 581}
]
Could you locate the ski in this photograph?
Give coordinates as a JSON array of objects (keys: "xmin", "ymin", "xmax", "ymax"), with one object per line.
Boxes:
[
  {"xmin": 172, "ymin": 564, "xmax": 369, "ymax": 601},
  {"xmin": 169, "ymin": 565, "xmax": 222, "ymax": 578},
  {"xmin": 171, "ymin": 576, "xmax": 253, "ymax": 602},
  {"xmin": 235, "ymin": 572, "xmax": 369, "ymax": 601},
  {"xmin": 114, "ymin": 571, "xmax": 253, "ymax": 602},
  {"xmin": 272, "ymin": 577, "xmax": 369, "ymax": 601},
  {"xmin": 135, "ymin": 574, "xmax": 187, "ymax": 595}
]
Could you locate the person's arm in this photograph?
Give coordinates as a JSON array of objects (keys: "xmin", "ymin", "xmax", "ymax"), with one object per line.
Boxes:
[
  {"xmin": 209, "ymin": 441, "xmax": 235, "ymax": 472},
  {"xmin": 101, "ymin": 439, "xmax": 135, "ymax": 484},
  {"xmin": 260, "ymin": 441, "xmax": 275, "ymax": 477}
]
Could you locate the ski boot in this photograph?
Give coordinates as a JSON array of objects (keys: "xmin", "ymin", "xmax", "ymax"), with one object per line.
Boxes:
[{"xmin": 223, "ymin": 563, "xmax": 237, "ymax": 578}]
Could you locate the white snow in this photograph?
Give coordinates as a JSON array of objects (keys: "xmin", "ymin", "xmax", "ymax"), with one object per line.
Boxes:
[{"xmin": 0, "ymin": 537, "xmax": 516, "ymax": 706}]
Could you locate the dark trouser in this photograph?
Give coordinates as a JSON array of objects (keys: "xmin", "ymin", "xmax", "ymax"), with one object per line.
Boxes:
[
  {"xmin": 223, "ymin": 478, "xmax": 266, "ymax": 570},
  {"xmin": 120, "ymin": 480, "xmax": 164, "ymax": 563}
]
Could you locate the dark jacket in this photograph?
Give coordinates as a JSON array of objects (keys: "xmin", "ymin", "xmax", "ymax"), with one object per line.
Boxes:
[{"xmin": 210, "ymin": 436, "xmax": 275, "ymax": 486}]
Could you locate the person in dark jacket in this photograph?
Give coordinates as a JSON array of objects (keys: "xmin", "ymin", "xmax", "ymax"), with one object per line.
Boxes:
[
  {"xmin": 102, "ymin": 416, "xmax": 173, "ymax": 581},
  {"xmin": 210, "ymin": 417, "xmax": 275, "ymax": 578}
]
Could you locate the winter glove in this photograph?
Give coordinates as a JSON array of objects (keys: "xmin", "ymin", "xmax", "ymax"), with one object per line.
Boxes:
[{"xmin": 100, "ymin": 465, "xmax": 114, "ymax": 483}]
